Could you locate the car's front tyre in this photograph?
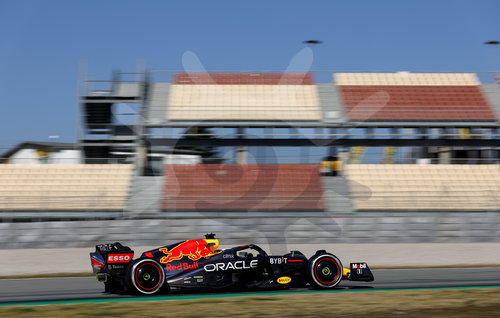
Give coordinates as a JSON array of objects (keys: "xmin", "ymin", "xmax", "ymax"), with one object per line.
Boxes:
[
  {"xmin": 127, "ymin": 259, "xmax": 165, "ymax": 294},
  {"xmin": 307, "ymin": 253, "xmax": 343, "ymax": 289}
]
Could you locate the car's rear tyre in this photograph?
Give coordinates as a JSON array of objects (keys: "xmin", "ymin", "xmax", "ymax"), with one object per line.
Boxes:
[
  {"xmin": 307, "ymin": 253, "xmax": 343, "ymax": 289},
  {"xmin": 128, "ymin": 259, "xmax": 165, "ymax": 295}
]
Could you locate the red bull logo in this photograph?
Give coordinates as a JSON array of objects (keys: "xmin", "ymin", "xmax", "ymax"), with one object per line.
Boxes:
[
  {"xmin": 159, "ymin": 239, "xmax": 218, "ymax": 263},
  {"xmin": 165, "ymin": 262, "xmax": 199, "ymax": 271}
]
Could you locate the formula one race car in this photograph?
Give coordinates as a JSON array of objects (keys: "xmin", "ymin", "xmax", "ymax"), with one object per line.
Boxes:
[{"xmin": 90, "ymin": 234, "xmax": 374, "ymax": 294}]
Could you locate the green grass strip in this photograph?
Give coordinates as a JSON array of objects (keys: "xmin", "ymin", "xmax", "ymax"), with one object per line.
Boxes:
[{"xmin": 2, "ymin": 285, "xmax": 500, "ymax": 307}]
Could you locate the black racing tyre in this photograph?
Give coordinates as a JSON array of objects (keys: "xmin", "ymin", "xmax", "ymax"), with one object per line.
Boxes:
[
  {"xmin": 128, "ymin": 259, "xmax": 165, "ymax": 295},
  {"xmin": 307, "ymin": 253, "xmax": 343, "ymax": 289}
]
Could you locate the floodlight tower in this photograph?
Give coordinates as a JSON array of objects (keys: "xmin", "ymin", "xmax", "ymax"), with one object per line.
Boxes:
[
  {"xmin": 304, "ymin": 40, "xmax": 339, "ymax": 160},
  {"xmin": 484, "ymin": 41, "xmax": 500, "ymax": 162},
  {"xmin": 303, "ymin": 40, "xmax": 323, "ymax": 70},
  {"xmin": 299, "ymin": 40, "xmax": 323, "ymax": 163},
  {"xmin": 484, "ymin": 41, "xmax": 499, "ymax": 81}
]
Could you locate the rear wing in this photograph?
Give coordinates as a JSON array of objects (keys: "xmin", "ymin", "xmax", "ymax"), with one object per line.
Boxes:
[{"xmin": 90, "ymin": 242, "xmax": 134, "ymax": 274}]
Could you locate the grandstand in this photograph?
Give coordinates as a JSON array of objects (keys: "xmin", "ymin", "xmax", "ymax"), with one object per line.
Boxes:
[
  {"xmin": 167, "ymin": 73, "xmax": 321, "ymax": 121},
  {"xmin": 162, "ymin": 164, "xmax": 325, "ymax": 211},
  {"xmin": 1, "ymin": 70, "xmax": 500, "ymax": 221},
  {"xmin": 0, "ymin": 164, "xmax": 132, "ymax": 211},
  {"xmin": 347, "ymin": 164, "xmax": 500, "ymax": 211},
  {"xmin": 335, "ymin": 73, "xmax": 497, "ymax": 121}
]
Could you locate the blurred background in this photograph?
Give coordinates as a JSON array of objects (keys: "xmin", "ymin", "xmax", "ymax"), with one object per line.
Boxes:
[{"xmin": 1, "ymin": 1, "xmax": 500, "ymax": 273}]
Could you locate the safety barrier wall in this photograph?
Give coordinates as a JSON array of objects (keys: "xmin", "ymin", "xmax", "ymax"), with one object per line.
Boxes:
[{"xmin": 1, "ymin": 212, "xmax": 500, "ymax": 249}]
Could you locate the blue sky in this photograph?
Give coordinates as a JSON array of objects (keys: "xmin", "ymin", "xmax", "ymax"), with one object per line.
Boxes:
[{"xmin": 0, "ymin": 0, "xmax": 499, "ymax": 150}]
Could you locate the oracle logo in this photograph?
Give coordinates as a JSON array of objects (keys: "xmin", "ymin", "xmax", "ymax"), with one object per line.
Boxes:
[
  {"xmin": 107, "ymin": 253, "xmax": 133, "ymax": 263},
  {"xmin": 204, "ymin": 260, "xmax": 258, "ymax": 272}
]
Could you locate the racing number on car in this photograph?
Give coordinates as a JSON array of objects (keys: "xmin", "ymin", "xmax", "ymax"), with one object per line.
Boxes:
[{"xmin": 269, "ymin": 257, "xmax": 287, "ymax": 265}]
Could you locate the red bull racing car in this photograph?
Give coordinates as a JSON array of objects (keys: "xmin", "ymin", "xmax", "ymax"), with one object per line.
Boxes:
[{"xmin": 90, "ymin": 234, "xmax": 374, "ymax": 295}]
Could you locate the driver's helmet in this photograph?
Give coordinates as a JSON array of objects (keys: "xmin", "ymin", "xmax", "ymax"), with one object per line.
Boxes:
[{"xmin": 204, "ymin": 239, "xmax": 220, "ymax": 254}]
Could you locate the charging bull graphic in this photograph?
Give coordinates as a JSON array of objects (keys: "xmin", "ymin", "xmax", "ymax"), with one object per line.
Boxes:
[{"xmin": 159, "ymin": 239, "xmax": 219, "ymax": 263}]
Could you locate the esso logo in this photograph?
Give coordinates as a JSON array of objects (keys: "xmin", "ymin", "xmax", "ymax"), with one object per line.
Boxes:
[
  {"xmin": 110, "ymin": 255, "xmax": 130, "ymax": 261},
  {"xmin": 107, "ymin": 253, "xmax": 133, "ymax": 263}
]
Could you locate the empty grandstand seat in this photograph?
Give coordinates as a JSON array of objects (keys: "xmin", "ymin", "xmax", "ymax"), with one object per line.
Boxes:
[
  {"xmin": 167, "ymin": 73, "xmax": 322, "ymax": 121},
  {"xmin": 335, "ymin": 73, "xmax": 497, "ymax": 121},
  {"xmin": 0, "ymin": 164, "xmax": 133, "ymax": 211},
  {"xmin": 162, "ymin": 164, "xmax": 325, "ymax": 211},
  {"xmin": 346, "ymin": 164, "xmax": 500, "ymax": 211}
]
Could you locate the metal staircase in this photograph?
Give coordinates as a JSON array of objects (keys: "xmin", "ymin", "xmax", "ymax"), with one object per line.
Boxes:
[
  {"xmin": 349, "ymin": 146, "xmax": 366, "ymax": 164},
  {"xmin": 383, "ymin": 146, "xmax": 397, "ymax": 164},
  {"xmin": 79, "ymin": 71, "xmax": 146, "ymax": 164}
]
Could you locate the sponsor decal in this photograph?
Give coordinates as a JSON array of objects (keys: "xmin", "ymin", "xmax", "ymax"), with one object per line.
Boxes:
[
  {"xmin": 223, "ymin": 254, "xmax": 234, "ymax": 259},
  {"xmin": 108, "ymin": 264, "xmax": 126, "ymax": 270},
  {"xmin": 159, "ymin": 240, "xmax": 213, "ymax": 263},
  {"xmin": 270, "ymin": 257, "xmax": 303, "ymax": 264},
  {"xmin": 97, "ymin": 244, "xmax": 115, "ymax": 252},
  {"xmin": 287, "ymin": 259, "xmax": 303, "ymax": 263},
  {"xmin": 91, "ymin": 254, "xmax": 105, "ymax": 268},
  {"xmin": 165, "ymin": 262, "xmax": 199, "ymax": 271},
  {"xmin": 107, "ymin": 253, "xmax": 133, "ymax": 263},
  {"xmin": 352, "ymin": 263, "xmax": 367, "ymax": 269},
  {"xmin": 277, "ymin": 276, "xmax": 292, "ymax": 284},
  {"xmin": 204, "ymin": 260, "xmax": 258, "ymax": 272},
  {"xmin": 270, "ymin": 257, "xmax": 286, "ymax": 265}
]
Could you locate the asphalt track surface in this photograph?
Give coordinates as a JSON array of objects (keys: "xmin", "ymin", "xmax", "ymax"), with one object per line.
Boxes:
[{"xmin": 1, "ymin": 268, "xmax": 500, "ymax": 304}]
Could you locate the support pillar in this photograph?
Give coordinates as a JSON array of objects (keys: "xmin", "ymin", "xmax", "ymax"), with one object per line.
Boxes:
[{"xmin": 236, "ymin": 127, "xmax": 247, "ymax": 164}]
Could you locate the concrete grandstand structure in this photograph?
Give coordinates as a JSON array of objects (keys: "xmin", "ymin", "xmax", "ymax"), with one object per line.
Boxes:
[
  {"xmin": 77, "ymin": 70, "xmax": 500, "ymax": 212},
  {"xmin": 2, "ymin": 70, "xmax": 500, "ymax": 249}
]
